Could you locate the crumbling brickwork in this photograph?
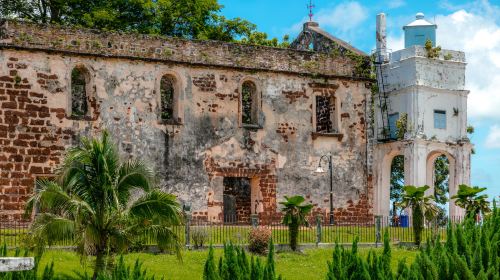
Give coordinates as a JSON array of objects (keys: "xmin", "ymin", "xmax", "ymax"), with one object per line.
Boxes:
[
  {"xmin": 0, "ymin": 20, "xmax": 374, "ymax": 224},
  {"xmin": 0, "ymin": 57, "xmax": 74, "ymax": 220}
]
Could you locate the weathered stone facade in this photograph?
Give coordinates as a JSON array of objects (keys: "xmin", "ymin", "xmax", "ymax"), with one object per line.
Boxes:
[{"xmin": 0, "ymin": 20, "xmax": 373, "ymax": 224}]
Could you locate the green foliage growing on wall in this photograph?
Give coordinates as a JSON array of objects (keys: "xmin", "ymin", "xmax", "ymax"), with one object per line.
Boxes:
[
  {"xmin": 395, "ymin": 113, "xmax": 408, "ymax": 140},
  {"xmin": 467, "ymin": 125, "xmax": 475, "ymax": 134},
  {"xmin": 345, "ymin": 50, "xmax": 372, "ymax": 78},
  {"xmin": 425, "ymin": 39, "xmax": 442, "ymax": 59}
]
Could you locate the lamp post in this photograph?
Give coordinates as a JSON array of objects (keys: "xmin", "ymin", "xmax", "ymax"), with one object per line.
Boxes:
[{"xmin": 315, "ymin": 154, "xmax": 334, "ymax": 225}]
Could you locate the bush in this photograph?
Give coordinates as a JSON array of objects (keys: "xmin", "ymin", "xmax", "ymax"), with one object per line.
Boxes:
[
  {"xmin": 192, "ymin": 227, "xmax": 209, "ymax": 249},
  {"xmin": 203, "ymin": 241, "xmax": 281, "ymax": 280},
  {"xmin": 248, "ymin": 227, "xmax": 272, "ymax": 255},
  {"xmin": 325, "ymin": 202, "xmax": 500, "ymax": 279}
]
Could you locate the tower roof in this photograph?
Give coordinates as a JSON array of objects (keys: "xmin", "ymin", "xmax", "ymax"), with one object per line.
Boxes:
[{"xmin": 403, "ymin": 13, "xmax": 436, "ymax": 29}]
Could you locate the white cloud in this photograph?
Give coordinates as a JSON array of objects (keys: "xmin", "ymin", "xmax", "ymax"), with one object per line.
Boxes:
[
  {"xmin": 435, "ymin": 8, "xmax": 500, "ymax": 120},
  {"xmin": 387, "ymin": 1, "xmax": 500, "ymax": 121},
  {"xmin": 286, "ymin": 1, "xmax": 369, "ymax": 41},
  {"xmin": 314, "ymin": 2, "xmax": 368, "ymax": 33},
  {"xmin": 387, "ymin": 34, "xmax": 403, "ymax": 51},
  {"xmin": 440, "ymin": 0, "xmax": 500, "ymax": 19},
  {"xmin": 387, "ymin": 0, "xmax": 406, "ymax": 9},
  {"xmin": 485, "ymin": 125, "xmax": 500, "ymax": 148}
]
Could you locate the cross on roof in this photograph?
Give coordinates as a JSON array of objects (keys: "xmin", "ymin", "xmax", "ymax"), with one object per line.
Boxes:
[{"xmin": 307, "ymin": 0, "xmax": 315, "ymax": 22}]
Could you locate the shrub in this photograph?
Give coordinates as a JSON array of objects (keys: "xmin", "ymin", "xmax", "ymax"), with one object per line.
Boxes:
[
  {"xmin": 192, "ymin": 227, "xmax": 209, "ymax": 249},
  {"xmin": 203, "ymin": 241, "xmax": 282, "ymax": 280},
  {"xmin": 280, "ymin": 195, "xmax": 313, "ymax": 251},
  {"xmin": 325, "ymin": 201, "xmax": 500, "ymax": 279},
  {"xmin": 248, "ymin": 227, "xmax": 272, "ymax": 255}
]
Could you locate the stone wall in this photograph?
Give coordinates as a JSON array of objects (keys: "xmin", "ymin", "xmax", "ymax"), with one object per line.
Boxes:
[
  {"xmin": 0, "ymin": 21, "xmax": 374, "ymax": 224},
  {"xmin": 0, "ymin": 56, "xmax": 73, "ymax": 220},
  {"xmin": 0, "ymin": 20, "xmax": 367, "ymax": 79}
]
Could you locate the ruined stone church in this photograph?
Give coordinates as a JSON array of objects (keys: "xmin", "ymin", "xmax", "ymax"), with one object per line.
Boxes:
[{"xmin": 0, "ymin": 13, "xmax": 471, "ymax": 223}]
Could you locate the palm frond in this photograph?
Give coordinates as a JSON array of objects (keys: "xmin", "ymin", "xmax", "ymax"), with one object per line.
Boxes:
[
  {"xmin": 31, "ymin": 213, "xmax": 75, "ymax": 246},
  {"xmin": 115, "ymin": 160, "xmax": 155, "ymax": 204},
  {"xmin": 142, "ymin": 224, "xmax": 182, "ymax": 260},
  {"xmin": 128, "ymin": 190, "xmax": 183, "ymax": 225},
  {"xmin": 24, "ymin": 131, "xmax": 184, "ymax": 276}
]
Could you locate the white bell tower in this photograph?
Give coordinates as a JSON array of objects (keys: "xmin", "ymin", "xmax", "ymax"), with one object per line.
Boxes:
[{"xmin": 372, "ymin": 13, "xmax": 472, "ymax": 217}]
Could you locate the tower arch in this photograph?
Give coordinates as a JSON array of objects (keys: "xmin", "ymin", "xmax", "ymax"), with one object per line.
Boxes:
[{"xmin": 426, "ymin": 150, "xmax": 458, "ymax": 217}]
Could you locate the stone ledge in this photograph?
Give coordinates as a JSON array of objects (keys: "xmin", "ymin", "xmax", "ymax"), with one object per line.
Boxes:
[
  {"xmin": 0, "ymin": 257, "xmax": 34, "ymax": 272},
  {"xmin": 311, "ymin": 132, "xmax": 344, "ymax": 141}
]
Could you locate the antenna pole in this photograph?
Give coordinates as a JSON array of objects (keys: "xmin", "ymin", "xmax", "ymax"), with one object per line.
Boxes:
[{"xmin": 307, "ymin": 0, "xmax": 315, "ymax": 22}]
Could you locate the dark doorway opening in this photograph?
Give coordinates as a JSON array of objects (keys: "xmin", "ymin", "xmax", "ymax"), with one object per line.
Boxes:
[{"xmin": 223, "ymin": 177, "xmax": 251, "ymax": 224}]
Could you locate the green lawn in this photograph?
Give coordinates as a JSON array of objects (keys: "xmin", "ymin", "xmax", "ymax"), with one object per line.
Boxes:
[{"xmin": 35, "ymin": 247, "xmax": 418, "ymax": 280}]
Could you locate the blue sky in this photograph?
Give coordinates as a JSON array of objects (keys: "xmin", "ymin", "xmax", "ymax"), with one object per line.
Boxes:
[{"xmin": 219, "ymin": 0, "xmax": 500, "ymax": 200}]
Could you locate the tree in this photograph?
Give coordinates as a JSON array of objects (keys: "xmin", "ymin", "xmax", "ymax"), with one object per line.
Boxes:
[
  {"xmin": 389, "ymin": 155, "xmax": 404, "ymax": 216},
  {"xmin": 433, "ymin": 155, "xmax": 450, "ymax": 226},
  {"xmin": 0, "ymin": 0, "xmax": 67, "ymax": 24},
  {"xmin": 451, "ymin": 184, "xmax": 491, "ymax": 219},
  {"xmin": 399, "ymin": 185, "xmax": 438, "ymax": 246},
  {"xmin": 433, "ymin": 155, "xmax": 450, "ymax": 205},
  {"xmin": 204, "ymin": 246, "xmax": 220, "ymax": 280},
  {"xmin": 25, "ymin": 131, "xmax": 183, "ymax": 279},
  {"xmin": 1, "ymin": 0, "xmax": 288, "ymax": 46},
  {"xmin": 279, "ymin": 195, "xmax": 313, "ymax": 251}
]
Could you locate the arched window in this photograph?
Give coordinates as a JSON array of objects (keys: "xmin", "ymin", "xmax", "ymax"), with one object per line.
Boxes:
[
  {"xmin": 241, "ymin": 81, "xmax": 258, "ymax": 125},
  {"xmin": 71, "ymin": 66, "xmax": 89, "ymax": 118},
  {"xmin": 160, "ymin": 75, "xmax": 176, "ymax": 122}
]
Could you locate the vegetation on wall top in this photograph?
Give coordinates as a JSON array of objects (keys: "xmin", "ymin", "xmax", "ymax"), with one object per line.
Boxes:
[
  {"xmin": 425, "ymin": 39, "xmax": 442, "ymax": 59},
  {"xmin": 0, "ymin": 0, "xmax": 290, "ymax": 48}
]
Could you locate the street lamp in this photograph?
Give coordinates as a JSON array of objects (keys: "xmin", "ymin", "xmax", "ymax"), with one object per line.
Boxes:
[{"xmin": 314, "ymin": 154, "xmax": 334, "ymax": 225}]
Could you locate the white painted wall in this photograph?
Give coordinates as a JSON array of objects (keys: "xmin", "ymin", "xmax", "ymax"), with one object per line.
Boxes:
[
  {"xmin": 375, "ymin": 45, "xmax": 468, "ymax": 142},
  {"xmin": 373, "ymin": 44, "xmax": 471, "ymax": 218}
]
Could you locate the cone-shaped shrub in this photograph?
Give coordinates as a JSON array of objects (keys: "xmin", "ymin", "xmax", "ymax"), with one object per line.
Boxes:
[
  {"xmin": 202, "ymin": 241, "xmax": 281, "ymax": 280},
  {"xmin": 204, "ymin": 246, "xmax": 220, "ymax": 280},
  {"xmin": 324, "ymin": 200, "xmax": 500, "ymax": 280}
]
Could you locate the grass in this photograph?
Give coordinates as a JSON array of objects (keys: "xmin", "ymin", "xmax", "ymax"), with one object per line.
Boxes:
[{"xmin": 34, "ymin": 247, "xmax": 418, "ymax": 280}]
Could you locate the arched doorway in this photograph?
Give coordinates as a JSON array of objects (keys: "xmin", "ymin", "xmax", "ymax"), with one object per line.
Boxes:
[
  {"xmin": 376, "ymin": 148, "xmax": 406, "ymax": 217},
  {"xmin": 426, "ymin": 151, "xmax": 456, "ymax": 218},
  {"xmin": 432, "ymin": 155, "xmax": 450, "ymax": 225},
  {"xmin": 389, "ymin": 155, "xmax": 405, "ymax": 219}
]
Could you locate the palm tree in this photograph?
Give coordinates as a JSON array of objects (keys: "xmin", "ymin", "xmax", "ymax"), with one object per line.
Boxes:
[
  {"xmin": 280, "ymin": 195, "xmax": 313, "ymax": 251},
  {"xmin": 25, "ymin": 131, "xmax": 183, "ymax": 279},
  {"xmin": 451, "ymin": 184, "xmax": 491, "ymax": 219},
  {"xmin": 398, "ymin": 185, "xmax": 438, "ymax": 246}
]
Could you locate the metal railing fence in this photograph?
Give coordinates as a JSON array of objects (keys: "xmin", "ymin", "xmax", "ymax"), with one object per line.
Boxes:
[{"xmin": 0, "ymin": 215, "xmax": 464, "ymax": 248}]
